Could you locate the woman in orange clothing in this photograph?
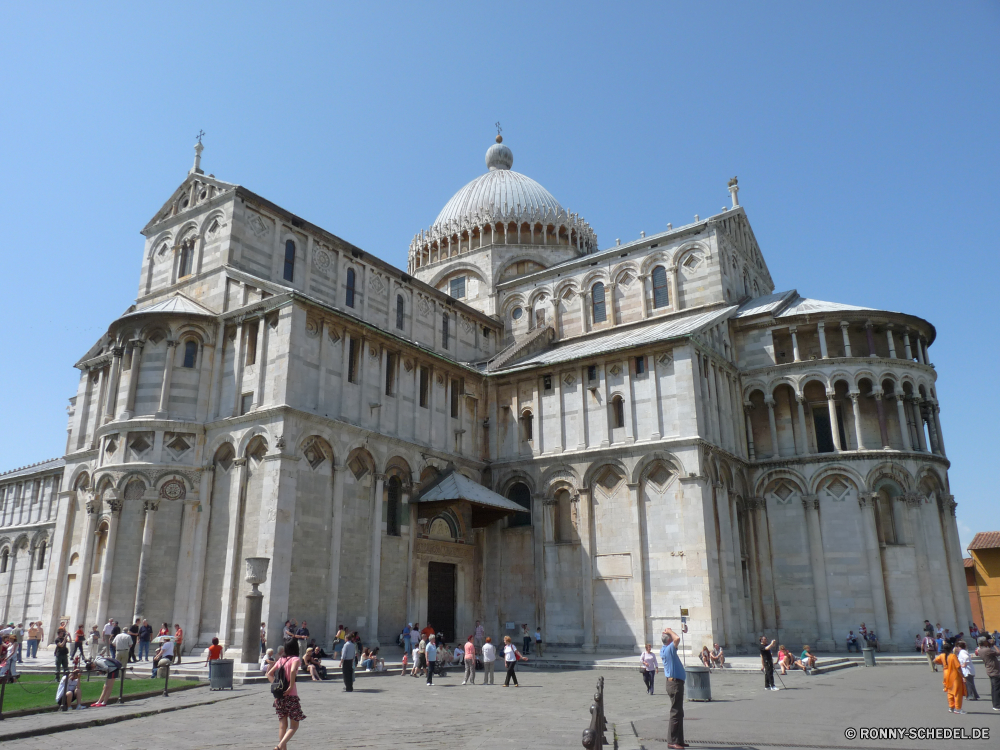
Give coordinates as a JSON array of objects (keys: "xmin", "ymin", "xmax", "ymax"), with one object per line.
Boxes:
[{"xmin": 934, "ymin": 644, "xmax": 967, "ymax": 714}]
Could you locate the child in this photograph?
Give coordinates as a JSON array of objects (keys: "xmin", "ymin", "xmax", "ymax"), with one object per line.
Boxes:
[{"xmin": 400, "ymin": 650, "xmax": 409, "ymax": 676}]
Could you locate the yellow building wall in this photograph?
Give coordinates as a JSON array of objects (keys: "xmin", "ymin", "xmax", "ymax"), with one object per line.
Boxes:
[{"xmin": 971, "ymin": 549, "xmax": 1000, "ymax": 631}]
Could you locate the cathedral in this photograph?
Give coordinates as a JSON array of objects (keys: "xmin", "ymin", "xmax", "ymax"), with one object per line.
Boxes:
[{"xmin": 0, "ymin": 136, "xmax": 970, "ymax": 656}]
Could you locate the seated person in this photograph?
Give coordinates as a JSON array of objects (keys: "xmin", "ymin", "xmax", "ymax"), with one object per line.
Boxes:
[
  {"xmin": 699, "ymin": 646, "xmax": 712, "ymax": 668},
  {"xmin": 361, "ymin": 648, "xmax": 374, "ymax": 671},
  {"xmin": 307, "ymin": 638, "xmax": 330, "ymax": 659},
  {"xmin": 800, "ymin": 645, "xmax": 817, "ymax": 673},
  {"xmin": 777, "ymin": 645, "xmax": 792, "ymax": 675},
  {"xmin": 59, "ymin": 669, "xmax": 83, "ymax": 710},
  {"xmin": 710, "ymin": 643, "xmax": 725, "ymax": 668},
  {"xmin": 303, "ymin": 648, "xmax": 324, "ymax": 681},
  {"xmin": 260, "ymin": 647, "xmax": 275, "ymax": 673},
  {"xmin": 846, "ymin": 631, "xmax": 860, "ymax": 653},
  {"xmin": 453, "ymin": 645, "xmax": 464, "ymax": 665},
  {"xmin": 372, "ymin": 647, "xmax": 386, "ymax": 672}
]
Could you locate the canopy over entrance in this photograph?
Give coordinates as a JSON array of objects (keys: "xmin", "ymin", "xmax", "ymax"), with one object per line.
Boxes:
[{"xmin": 412, "ymin": 470, "xmax": 525, "ymax": 527}]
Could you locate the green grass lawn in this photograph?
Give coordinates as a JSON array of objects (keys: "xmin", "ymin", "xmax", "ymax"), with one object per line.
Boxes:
[{"xmin": 1, "ymin": 673, "xmax": 193, "ymax": 713}]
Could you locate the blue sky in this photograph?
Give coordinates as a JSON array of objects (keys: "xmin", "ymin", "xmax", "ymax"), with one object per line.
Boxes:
[{"xmin": 0, "ymin": 2, "xmax": 996, "ymax": 549}]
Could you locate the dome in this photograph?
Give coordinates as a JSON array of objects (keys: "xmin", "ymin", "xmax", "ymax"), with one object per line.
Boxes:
[{"xmin": 433, "ymin": 169, "xmax": 564, "ymax": 228}]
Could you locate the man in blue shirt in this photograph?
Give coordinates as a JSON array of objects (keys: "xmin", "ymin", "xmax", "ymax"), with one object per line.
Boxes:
[
  {"xmin": 340, "ymin": 635, "xmax": 357, "ymax": 692},
  {"xmin": 425, "ymin": 635, "xmax": 438, "ymax": 685},
  {"xmin": 660, "ymin": 628, "xmax": 686, "ymax": 749}
]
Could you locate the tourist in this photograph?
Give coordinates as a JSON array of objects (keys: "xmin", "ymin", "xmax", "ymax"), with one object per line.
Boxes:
[
  {"xmin": 173, "ymin": 624, "xmax": 184, "ymax": 663},
  {"xmin": 914, "ymin": 633, "xmax": 922, "ymax": 652},
  {"xmin": 425, "ymin": 634, "xmax": 438, "ymax": 685},
  {"xmin": 262, "ymin": 647, "xmax": 276, "ymax": 673},
  {"xmin": 158, "ymin": 622, "xmax": 169, "ymax": 637},
  {"xmin": 776, "ymin": 645, "xmax": 790, "ymax": 675},
  {"xmin": 59, "ymin": 667, "xmax": 83, "ymax": 710},
  {"xmin": 402, "ymin": 622, "xmax": 412, "ymax": 655},
  {"xmin": 91, "ymin": 654, "xmax": 123, "ymax": 707},
  {"xmin": 152, "ymin": 636, "xmax": 174, "ymax": 679},
  {"xmin": 502, "ymin": 635, "xmax": 522, "ymax": 687},
  {"xmin": 360, "ymin": 648, "xmax": 372, "ymax": 671},
  {"xmin": 410, "ymin": 641, "xmax": 420, "ymax": 677},
  {"xmin": 138, "ymin": 619, "xmax": 152, "ymax": 661},
  {"xmin": 976, "ymin": 636, "xmax": 999, "ymax": 711},
  {"xmin": 534, "ymin": 626, "xmax": 544, "ymax": 657},
  {"xmin": 283, "ymin": 620, "xmax": 294, "ymax": 642},
  {"xmin": 846, "ymin": 631, "xmax": 860, "ymax": 652},
  {"xmin": 453, "ymin": 643, "xmax": 464, "ymax": 666},
  {"xmin": 128, "ymin": 619, "xmax": 140, "ymax": 662},
  {"xmin": 295, "ymin": 621, "xmax": 310, "ymax": 651},
  {"xmin": 26, "ymin": 621, "xmax": 39, "ymax": 659},
  {"xmin": 261, "ymin": 621, "xmax": 267, "ymax": 656},
  {"xmin": 922, "ymin": 632, "xmax": 938, "ymax": 672},
  {"xmin": 800, "ymin": 645, "xmax": 817, "ymax": 674},
  {"xmin": 415, "ymin": 635, "xmax": 427, "ymax": 677},
  {"xmin": 72, "ymin": 624, "xmax": 86, "ymax": 660},
  {"xmin": 474, "ymin": 620, "xmax": 485, "ymax": 654},
  {"xmin": 267, "ymin": 638, "xmax": 305, "ymax": 750},
  {"xmin": 462, "ymin": 635, "xmax": 476, "ymax": 685},
  {"xmin": 934, "ymin": 642, "xmax": 967, "ymax": 713},
  {"xmin": 956, "ymin": 640, "xmax": 979, "ymax": 700},
  {"xmin": 400, "ymin": 649, "xmax": 408, "ymax": 676},
  {"xmin": 640, "ymin": 643, "xmax": 658, "ymax": 695},
  {"xmin": 13, "ymin": 623, "xmax": 24, "ymax": 663},
  {"xmin": 482, "ymin": 636, "xmax": 496, "ymax": 685},
  {"xmin": 660, "ymin": 628, "xmax": 686, "ymax": 749},
  {"xmin": 420, "ymin": 622, "xmax": 435, "ymax": 640},
  {"xmin": 103, "ymin": 618, "xmax": 115, "ymax": 649},
  {"xmin": 372, "ymin": 648, "xmax": 385, "ymax": 672},
  {"xmin": 521, "ymin": 623, "xmax": 531, "ymax": 654},
  {"xmin": 710, "ymin": 643, "xmax": 725, "ymax": 668},
  {"xmin": 112, "ymin": 628, "xmax": 132, "ymax": 669},
  {"xmin": 760, "ymin": 636, "xmax": 777, "ymax": 691},
  {"xmin": 340, "ymin": 634, "xmax": 356, "ymax": 692},
  {"xmin": 54, "ymin": 626, "xmax": 70, "ymax": 681},
  {"xmin": 699, "ymin": 646, "xmax": 711, "ymax": 668},
  {"xmin": 859, "ymin": 622, "xmax": 868, "ymax": 645},
  {"xmin": 206, "ymin": 636, "xmax": 224, "ymax": 664},
  {"xmin": 333, "ymin": 624, "xmax": 346, "ymax": 658},
  {"xmin": 88, "ymin": 624, "xmax": 101, "ymax": 660},
  {"xmin": 303, "ymin": 648, "xmax": 324, "ymax": 680}
]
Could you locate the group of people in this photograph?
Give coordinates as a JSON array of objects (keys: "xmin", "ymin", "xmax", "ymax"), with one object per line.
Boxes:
[
  {"xmin": 916, "ymin": 618, "xmax": 1000, "ymax": 714},
  {"xmin": 697, "ymin": 643, "xmax": 725, "ymax": 669}
]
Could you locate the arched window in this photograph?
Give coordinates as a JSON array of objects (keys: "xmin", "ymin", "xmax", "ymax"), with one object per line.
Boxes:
[
  {"xmin": 554, "ymin": 488, "xmax": 576, "ymax": 543},
  {"xmin": 179, "ymin": 241, "xmax": 194, "ymax": 278},
  {"xmin": 346, "ymin": 268, "xmax": 356, "ymax": 308},
  {"xmin": 506, "ymin": 482, "xmax": 532, "ymax": 528},
  {"xmin": 743, "ymin": 270, "xmax": 750, "ymax": 296},
  {"xmin": 520, "ymin": 410, "xmax": 533, "ymax": 442},
  {"xmin": 36, "ymin": 541, "xmax": 46, "ymax": 569},
  {"xmin": 611, "ymin": 395, "xmax": 625, "ymax": 429},
  {"xmin": 442, "ymin": 312, "xmax": 450, "ymax": 350},
  {"xmin": 283, "ymin": 240, "xmax": 296, "ymax": 282},
  {"xmin": 652, "ymin": 266, "xmax": 669, "ymax": 309},
  {"xmin": 182, "ymin": 340, "xmax": 198, "ymax": 368},
  {"xmin": 93, "ymin": 523, "xmax": 108, "ymax": 574},
  {"xmin": 386, "ymin": 476, "xmax": 402, "ymax": 537},
  {"xmin": 0, "ymin": 548, "xmax": 7, "ymax": 573},
  {"xmin": 395, "ymin": 294, "xmax": 405, "ymax": 330},
  {"xmin": 592, "ymin": 282, "xmax": 606, "ymax": 323}
]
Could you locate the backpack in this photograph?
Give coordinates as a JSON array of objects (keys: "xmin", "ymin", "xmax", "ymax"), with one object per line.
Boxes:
[{"xmin": 271, "ymin": 657, "xmax": 291, "ymax": 698}]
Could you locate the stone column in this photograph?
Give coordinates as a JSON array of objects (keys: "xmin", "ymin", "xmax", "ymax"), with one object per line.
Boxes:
[
  {"xmin": 187, "ymin": 468, "xmax": 213, "ymax": 644},
  {"xmin": 932, "ymin": 404, "xmax": 946, "ymax": 456},
  {"xmin": 926, "ymin": 404, "xmax": 941, "ymax": 454},
  {"xmin": 579, "ymin": 291, "xmax": 589, "ymax": 334},
  {"xmin": 607, "ymin": 282, "xmax": 618, "ymax": 326},
  {"xmin": 765, "ymin": 397, "xmax": 780, "ymax": 458},
  {"xmin": 622, "ymin": 362, "xmax": 636, "ymax": 444},
  {"xmin": 103, "ymin": 347, "xmax": 124, "ymax": 423},
  {"xmin": 817, "ymin": 322, "xmax": 828, "ymax": 359},
  {"xmin": 316, "ymin": 319, "xmax": 328, "ymax": 412},
  {"xmin": 858, "ymin": 493, "xmax": 892, "ymax": 643},
  {"xmin": 404, "ymin": 485, "xmax": 416, "ymax": 623},
  {"xmin": 850, "ymin": 393, "xmax": 865, "ymax": 450},
  {"xmin": 155, "ymin": 341, "xmax": 176, "ymax": 418},
  {"xmin": 95, "ymin": 497, "xmax": 123, "ymax": 627},
  {"xmin": 255, "ymin": 316, "xmax": 269, "ymax": 408},
  {"xmin": 795, "ymin": 394, "xmax": 810, "ymax": 455},
  {"xmin": 864, "ymin": 321, "xmax": 877, "ymax": 357},
  {"xmin": 19, "ymin": 545, "xmax": 37, "ymax": 626},
  {"xmin": 628, "ymin": 482, "xmax": 648, "ymax": 649},
  {"xmin": 840, "ymin": 322, "xmax": 852, "ymax": 357},
  {"xmin": 208, "ymin": 323, "xmax": 227, "ymax": 419},
  {"xmin": 802, "ymin": 496, "xmax": 834, "ymax": 650},
  {"xmin": 122, "ymin": 340, "xmax": 145, "ymax": 419},
  {"xmin": 133, "ymin": 498, "xmax": 159, "ymax": 620},
  {"xmin": 911, "ymin": 398, "xmax": 928, "ymax": 451},
  {"xmin": 578, "ymin": 488, "xmax": 595, "ymax": 653},
  {"xmin": 885, "ymin": 325, "xmax": 897, "ymax": 358},
  {"xmin": 940, "ymin": 495, "xmax": 973, "ymax": 632},
  {"xmin": 789, "ymin": 326, "xmax": 801, "ymax": 362},
  {"xmin": 826, "ymin": 393, "xmax": 843, "ymax": 450},
  {"xmin": 73, "ymin": 498, "xmax": 100, "ymax": 632},
  {"xmin": 1, "ymin": 545, "xmax": 19, "ymax": 624},
  {"xmin": 171, "ymin": 497, "xmax": 200, "ymax": 631},
  {"xmin": 649, "ymin": 354, "xmax": 662, "ymax": 441},
  {"xmin": 744, "ymin": 406, "xmax": 756, "ymax": 461},
  {"xmin": 325, "ymin": 464, "xmax": 346, "ymax": 648},
  {"xmin": 873, "ymin": 391, "xmax": 890, "ymax": 448},
  {"xmin": 639, "ymin": 274, "xmax": 650, "ymax": 319},
  {"xmin": 903, "ymin": 331, "xmax": 913, "ymax": 360},
  {"xmin": 668, "ymin": 265, "xmax": 679, "ymax": 310},
  {"xmin": 894, "ymin": 395, "xmax": 911, "ymax": 451},
  {"xmin": 578, "ymin": 366, "xmax": 588, "ymax": 450},
  {"xmin": 368, "ymin": 473, "xmax": 386, "ymax": 645},
  {"xmin": 219, "ymin": 458, "xmax": 246, "ymax": 647}
]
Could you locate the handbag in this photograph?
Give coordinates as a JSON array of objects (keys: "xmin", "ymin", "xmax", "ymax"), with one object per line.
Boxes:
[{"xmin": 271, "ymin": 657, "xmax": 290, "ymax": 698}]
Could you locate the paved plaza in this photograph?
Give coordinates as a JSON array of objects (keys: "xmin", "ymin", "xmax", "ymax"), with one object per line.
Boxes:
[{"xmin": 0, "ymin": 665, "xmax": 996, "ymax": 750}]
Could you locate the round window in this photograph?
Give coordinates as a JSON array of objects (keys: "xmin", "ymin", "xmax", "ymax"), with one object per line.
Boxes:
[{"xmin": 512, "ymin": 307, "xmax": 523, "ymax": 320}]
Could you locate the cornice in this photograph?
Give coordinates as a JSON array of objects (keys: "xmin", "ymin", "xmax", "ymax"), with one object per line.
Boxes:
[{"xmin": 738, "ymin": 356, "xmax": 937, "ymax": 380}]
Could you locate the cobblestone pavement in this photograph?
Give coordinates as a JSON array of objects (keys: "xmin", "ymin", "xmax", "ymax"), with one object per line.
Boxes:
[{"xmin": 1, "ymin": 664, "xmax": 996, "ymax": 749}]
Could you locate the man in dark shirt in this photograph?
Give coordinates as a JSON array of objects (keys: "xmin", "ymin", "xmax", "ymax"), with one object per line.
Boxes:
[
  {"xmin": 760, "ymin": 635, "xmax": 777, "ymax": 691},
  {"xmin": 128, "ymin": 619, "xmax": 140, "ymax": 662},
  {"xmin": 296, "ymin": 622, "xmax": 310, "ymax": 649},
  {"xmin": 54, "ymin": 627, "xmax": 70, "ymax": 681},
  {"xmin": 978, "ymin": 636, "xmax": 1000, "ymax": 711},
  {"xmin": 138, "ymin": 619, "xmax": 153, "ymax": 661}
]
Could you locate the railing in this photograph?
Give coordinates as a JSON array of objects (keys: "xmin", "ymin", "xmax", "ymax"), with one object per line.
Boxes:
[{"xmin": 582, "ymin": 675, "xmax": 611, "ymax": 749}]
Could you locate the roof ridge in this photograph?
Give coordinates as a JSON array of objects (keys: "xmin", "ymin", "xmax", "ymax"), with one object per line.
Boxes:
[{"xmin": 0, "ymin": 457, "xmax": 64, "ymax": 478}]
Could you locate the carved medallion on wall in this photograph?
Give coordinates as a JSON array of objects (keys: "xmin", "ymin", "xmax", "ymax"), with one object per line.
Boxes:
[
  {"xmin": 657, "ymin": 352, "xmax": 673, "ymax": 367},
  {"xmin": 369, "ymin": 346, "xmax": 379, "ymax": 361},
  {"xmin": 403, "ymin": 359, "xmax": 413, "ymax": 372},
  {"xmin": 313, "ymin": 248, "xmax": 332, "ymax": 272},
  {"xmin": 608, "ymin": 364, "xmax": 621, "ymax": 376},
  {"xmin": 462, "ymin": 316, "xmax": 474, "ymax": 334},
  {"xmin": 369, "ymin": 274, "xmax": 386, "ymax": 295},
  {"xmin": 417, "ymin": 296, "xmax": 432, "ymax": 318},
  {"xmin": 563, "ymin": 373, "xmax": 575, "ymax": 387},
  {"xmin": 328, "ymin": 327, "xmax": 341, "ymax": 344},
  {"xmin": 305, "ymin": 317, "xmax": 321, "ymax": 337},
  {"xmin": 159, "ymin": 479, "xmax": 186, "ymax": 501}
]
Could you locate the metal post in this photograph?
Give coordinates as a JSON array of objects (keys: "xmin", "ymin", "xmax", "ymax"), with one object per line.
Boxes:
[
  {"xmin": 163, "ymin": 665, "xmax": 170, "ymax": 697},
  {"xmin": 0, "ymin": 677, "xmax": 6, "ymax": 721},
  {"xmin": 119, "ymin": 665, "xmax": 125, "ymax": 703}
]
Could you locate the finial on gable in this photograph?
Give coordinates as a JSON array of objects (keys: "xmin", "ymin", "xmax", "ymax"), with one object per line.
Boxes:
[
  {"xmin": 191, "ymin": 131, "xmax": 205, "ymax": 175},
  {"xmin": 728, "ymin": 176, "xmax": 739, "ymax": 208}
]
